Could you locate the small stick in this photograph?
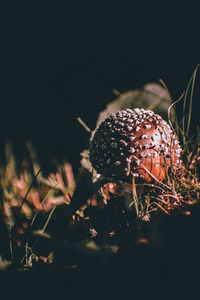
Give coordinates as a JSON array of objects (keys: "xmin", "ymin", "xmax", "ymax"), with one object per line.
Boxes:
[
  {"xmin": 77, "ymin": 117, "xmax": 91, "ymax": 133},
  {"xmin": 153, "ymin": 201, "xmax": 169, "ymax": 214}
]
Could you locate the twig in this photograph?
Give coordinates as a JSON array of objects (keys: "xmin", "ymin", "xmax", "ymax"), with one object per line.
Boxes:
[
  {"xmin": 152, "ymin": 202, "xmax": 169, "ymax": 214},
  {"xmin": 77, "ymin": 117, "xmax": 91, "ymax": 133},
  {"xmin": 181, "ymin": 178, "xmax": 200, "ymax": 190}
]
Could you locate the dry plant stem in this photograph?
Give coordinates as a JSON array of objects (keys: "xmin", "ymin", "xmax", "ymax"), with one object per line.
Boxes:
[
  {"xmin": 37, "ymin": 176, "xmax": 73, "ymax": 199},
  {"xmin": 19, "ymin": 169, "xmax": 42, "ymax": 212},
  {"xmin": 64, "ymin": 163, "xmax": 76, "ymax": 196},
  {"xmin": 41, "ymin": 205, "xmax": 57, "ymax": 233},
  {"xmin": 136, "ymin": 183, "xmax": 164, "ymax": 191},
  {"xmin": 21, "ymin": 244, "xmax": 35, "ymax": 266},
  {"xmin": 188, "ymin": 140, "xmax": 200, "ymax": 170},
  {"xmin": 9, "ymin": 225, "xmax": 14, "ymax": 261},
  {"xmin": 25, "ymin": 242, "xmax": 29, "ymax": 265},
  {"xmin": 141, "ymin": 164, "xmax": 171, "ymax": 190},
  {"xmin": 186, "ymin": 65, "xmax": 199, "ymax": 137},
  {"xmin": 30, "ymin": 188, "xmax": 56, "ymax": 226},
  {"xmin": 159, "ymin": 78, "xmax": 168, "ymax": 89},
  {"xmin": 129, "ymin": 177, "xmax": 139, "ymax": 215},
  {"xmin": 127, "ymin": 155, "xmax": 172, "ymax": 191},
  {"xmin": 181, "ymin": 166, "xmax": 199, "ymax": 182},
  {"xmin": 152, "ymin": 202, "xmax": 169, "ymax": 214},
  {"xmin": 20, "ymin": 205, "xmax": 57, "ymax": 265},
  {"xmin": 168, "ymin": 92, "xmax": 185, "ymax": 134},
  {"xmin": 77, "ymin": 117, "xmax": 92, "ymax": 133},
  {"xmin": 162, "ymin": 194, "xmax": 181, "ymax": 203},
  {"xmin": 152, "ymin": 196, "xmax": 168, "ymax": 205},
  {"xmin": 183, "ymin": 64, "xmax": 199, "ymax": 144},
  {"xmin": 181, "ymin": 178, "xmax": 200, "ymax": 190}
]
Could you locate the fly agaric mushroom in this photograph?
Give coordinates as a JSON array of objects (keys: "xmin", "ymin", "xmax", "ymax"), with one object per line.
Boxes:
[{"xmin": 89, "ymin": 108, "xmax": 182, "ymax": 184}]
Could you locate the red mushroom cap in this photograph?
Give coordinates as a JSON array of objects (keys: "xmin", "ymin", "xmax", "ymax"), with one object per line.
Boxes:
[{"xmin": 89, "ymin": 108, "xmax": 182, "ymax": 183}]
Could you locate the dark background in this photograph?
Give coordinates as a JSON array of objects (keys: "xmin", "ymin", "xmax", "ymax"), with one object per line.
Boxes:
[{"xmin": 1, "ymin": 5, "xmax": 199, "ymax": 171}]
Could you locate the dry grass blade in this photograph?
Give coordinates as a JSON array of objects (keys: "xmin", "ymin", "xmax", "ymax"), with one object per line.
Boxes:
[
  {"xmin": 19, "ymin": 168, "xmax": 42, "ymax": 211},
  {"xmin": 168, "ymin": 91, "xmax": 185, "ymax": 133},
  {"xmin": 30, "ymin": 188, "xmax": 56, "ymax": 226},
  {"xmin": 186, "ymin": 65, "xmax": 199, "ymax": 137},
  {"xmin": 77, "ymin": 116, "xmax": 92, "ymax": 133},
  {"xmin": 41, "ymin": 205, "xmax": 57, "ymax": 233},
  {"xmin": 182, "ymin": 64, "xmax": 199, "ymax": 144},
  {"xmin": 130, "ymin": 176, "xmax": 139, "ymax": 216}
]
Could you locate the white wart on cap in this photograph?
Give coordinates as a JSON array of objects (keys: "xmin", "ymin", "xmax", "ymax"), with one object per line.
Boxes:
[{"xmin": 89, "ymin": 108, "xmax": 182, "ymax": 183}]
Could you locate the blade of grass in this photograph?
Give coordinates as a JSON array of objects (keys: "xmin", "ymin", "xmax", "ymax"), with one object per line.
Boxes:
[
  {"xmin": 130, "ymin": 176, "xmax": 139, "ymax": 216},
  {"xmin": 168, "ymin": 91, "xmax": 185, "ymax": 134},
  {"xmin": 41, "ymin": 205, "xmax": 57, "ymax": 233},
  {"xmin": 182, "ymin": 64, "xmax": 199, "ymax": 143},
  {"xmin": 186, "ymin": 65, "xmax": 199, "ymax": 136},
  {"xmin": 30, "ymin": 188, "xmax": 56, "ymax": 226},
  {"xmin": 19, "ymin": 168, "xmax": 42, "ymax": 212}
]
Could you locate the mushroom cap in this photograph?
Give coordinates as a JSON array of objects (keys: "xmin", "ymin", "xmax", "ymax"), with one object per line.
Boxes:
[{"xmin": 89, "ymin": 108, "xmax": 182, "ymax": 183}]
